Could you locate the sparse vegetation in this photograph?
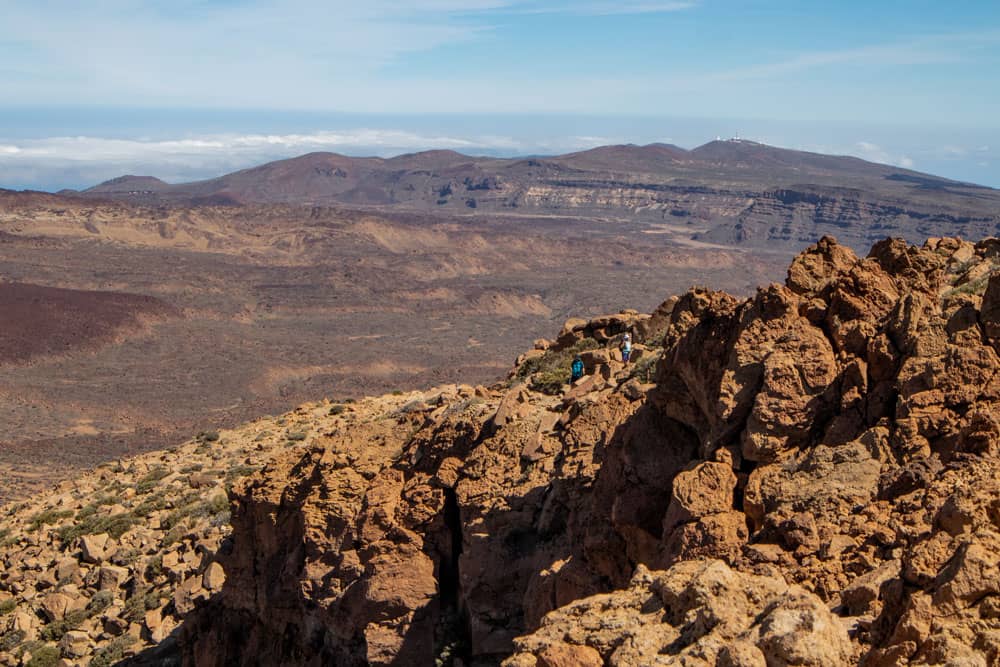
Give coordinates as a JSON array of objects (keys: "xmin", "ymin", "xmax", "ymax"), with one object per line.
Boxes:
[
  {"xmin": 225, "ymin": 464, "xmax": 260, "ymax": 481},
  {"xmin": 27, "ymin": 508, "xmax": 75, "ymax": 532},
  {"xmin": 89, "ymin": 636, "xmax": 135, "ymax": 667},
  {"xmin": 162, "ymin": 494, "xmax": 228, "ymax": 532},
  {"xmin": 0, "ymin": 598, "xmax": 18, "ymax": 616},
  {"xmin": 57, "ymin": 511, "xmax": 138, "ymax": 543},
  {"xmin": 947, "ymin": 274, "xmax": 991, "ymax": 297},
  {"xmin": 517, "ymin": 338, "xmax": 600, "ymax": 395},
  {"xmin": 123, "ymin": 586, "xmax": 164, "ymax": 623},
  {"xmin": 24, "ymin": 644, "xmax": 61, "ymax": 667},
  {"xmin": 286, "ymin": 431, "xmax": 308, "ymax": 441},
  {"xmin": 198, "ymin": 430, "xmax": 220, "ymax": 443},
  {"xmin": 40, "ymin": 608, "xmax": 89, "ymax": 641},
  {"xmin": 88, "ymin": 590, "xmax": 114, "ymax": 615},
  {"xmin": 329, "ymin": 404, "xmax": 347, "ymax": 416},
  {"xmin": 132, "ymin": 495, "xmax": 168, "ymax": 518},
  {"xmin": 146, "ymin": 554, "xmax": 164, "ymax": 580},
  {"xmin": 136, "ymin": 466, "xmax": 170, "ymax": 494},
  {"xmin": 629, "ymin": 351, "xmax": 661, "ymax": 384},
  {"xmin": 0, "ymin": 628, "xmax": 25, "ymax": 652}
]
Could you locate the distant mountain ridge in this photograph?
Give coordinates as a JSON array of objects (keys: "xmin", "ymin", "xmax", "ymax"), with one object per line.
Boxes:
[{"xmin": 79, "ymin": 140, "xmax": 1000, "ymax": 250}]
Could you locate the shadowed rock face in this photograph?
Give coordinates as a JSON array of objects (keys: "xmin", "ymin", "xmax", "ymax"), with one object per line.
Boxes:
[{"xmin": 181, "ymin": 235, "xmax": 1000, "ymax": 665}]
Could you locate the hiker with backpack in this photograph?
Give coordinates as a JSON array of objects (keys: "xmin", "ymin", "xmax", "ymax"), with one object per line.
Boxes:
[
  {"xmin": 620, "ymin": 332, "xmax": 632, "ymax": 364},
  {"xmin": 571, "ymin": 355, "xmax": 585, "ymax": 382}
]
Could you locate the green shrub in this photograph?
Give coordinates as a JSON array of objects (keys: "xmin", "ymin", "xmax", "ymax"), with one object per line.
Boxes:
[
  {"xmin": 161, "ymin": 523, "xmax": 191, "ymax": 548},
  {"xmin": 88, "ymin": 590, "xmax": 114, "ymax": 615},
  {"xmin": 629, "ymin": 352, "xmax": 661, "ymax": 384},
  {"xmin": 225, "ymin": 464, "xmax": 260, "ymax": 481},
  {"xmin": 0, "ymin": 628, "xmax": 25, "ymax": 651},
  {"xmin": 25, "ymin": 644, "xmax": 61, "ymax": 667},
  {"xmin": 40, "ymin": 608, "xmax": 88, "ymax": 641},
  {"xmin": 0, "ymin": 527, "xmax": 16, "ymax": 548},
  {"xmin": 145, "ymin": 554, "xmax": 164, "ymax": 580},
  {"xmin": 144, "ymin": 589, "xmax": 163, "ymax": 612},
  {"xmin": 27, "ymin": 509, "xmax": 74, "ymax": 532},
  {"xmin": 0, "ymin": 598, "xmax": 17, "ymax": 616},
  {"xmin": 948, "ymin": 274, "xmax": 991, "ymax": 297},
  {"xmin": 329, "ymin": 404, "xmax": 346, "ymax": 416},
  {"xmin": 132, "ymin": 495, "xmax": 168, "ymax": 518},
  {"xmin": 89, "ymin": 636, "xmax": 135, "ymax": 667},
  {"xmin": 518, "ymin": 338, "xmax": 600, "ymax": 395},
  {"xmin": 286, "ymin": 431, "xmax": 308, "ymax": 442},
  {"xmin": 57, "ymin": 512, "xmax": 138, "ymax": 544},
  {"xmin": 135, "ymin": 466, "xmax": 170, "ymax": 494},
  {"xmin": 198, "ymin": 431, "xmax": 220, "ymax": 443},
  {"xmin": 161, "ymin": 492, "xmax": 228, "ymax": 532},
  {"xmin": 122, "ymin": 588, "xmax": 147, "ymax": 623}
]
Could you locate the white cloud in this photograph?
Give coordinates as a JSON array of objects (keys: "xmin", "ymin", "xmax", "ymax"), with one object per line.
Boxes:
[
  {"xmin": 0, "ymin": 130, "xmax": 528, "ymax": 162},
  {"xmin": 0, "ymin": 128, "xmax": 594, "ymax": 189},
  {"xmin": 850, "ymin": 141, "xmax": 915, "ymax": 169}
]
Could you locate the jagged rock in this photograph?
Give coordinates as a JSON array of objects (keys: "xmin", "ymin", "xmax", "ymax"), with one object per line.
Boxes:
[
  {"xmin": 202, "ymin": 562, "xmax": 225, "ymax": 592},
  {"xmin": 11, "ymin": 235, "xmax": 1000, "ymax": 665},
  {"xmin": 173, "ymin": 576, "xmax": 209, "ymax": 616},
  {"xmin": 98, "ymin": 565, "xmax": 129, "ymax": 591},
  {"xmin": 179, "ymin": 237, "xmax": 1000, "ymax": 665},
  {"xmin": 40, "ymin": 592, "xmax": 84, "ymax": 622},
  {"xmin": 79, "ymin": 533, "xmax": 111, "ymax": 564},
  {"xmin": 505, "ymin": 561, "xmax": 852, "ymax": 666},
  {"xmin": 536, "ymin": 643, "xmax": 603, "ymax": 667},
  {"xmin": 58, "ymin": 629, "xmax": 91, "ymax": 658},
  {"xmin": 53, "ymin": 557, "xmax": 80, "ymax": 584},
  {"xmin": 104, "ymin": 614, "xmax": 129, "ymax": 636}
]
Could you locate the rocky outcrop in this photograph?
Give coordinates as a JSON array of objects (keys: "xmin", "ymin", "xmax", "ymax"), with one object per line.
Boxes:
[
  {"xmin": 0, "ymin": 396, "xmax": 409, "ymax": 666},
  {"xmin": 9, "ymin": 234, "xmax": 1000, "ymax": 665},
  {"xmin": 505, "ymin": 560, "xmax": 853, "ymax": 667},
  {"xmin": 173, "ymin": 235, "xmax": 1000, "ymax": 666}
]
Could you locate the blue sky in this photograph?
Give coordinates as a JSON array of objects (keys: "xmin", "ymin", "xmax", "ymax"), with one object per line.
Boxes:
[{"xmin": 1, "ymin": 0, "xmax": 998, "ymax": 190}]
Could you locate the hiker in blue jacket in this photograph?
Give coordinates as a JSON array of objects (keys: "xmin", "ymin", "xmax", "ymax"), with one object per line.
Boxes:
[{"xmin": 571, "ymin": 355, "xmax": 585, "ymax": 382}]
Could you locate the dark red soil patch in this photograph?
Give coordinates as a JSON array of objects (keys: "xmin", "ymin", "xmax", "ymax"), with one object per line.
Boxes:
[{"xmin": 0, "ymin": 282, "xmax": 178, "ymax": 364}]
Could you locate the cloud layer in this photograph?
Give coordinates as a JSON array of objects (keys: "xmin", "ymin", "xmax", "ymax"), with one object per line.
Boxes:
[
  {"xmin": 0, "ymin": 128, "xmax": 616, "ymax": 189},
  {"xmin": 2, "ymin": 125, "xmax": 996, "ymax": 192}
]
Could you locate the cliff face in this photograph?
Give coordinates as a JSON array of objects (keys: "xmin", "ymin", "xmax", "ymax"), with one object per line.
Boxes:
[
  {"xmin": 184, "ymin": 235, "xmax": 1000, "ymax": 666},
  {"xmin": 79, "ymin": 142, "xmax": 1000, "ymax": 252}
]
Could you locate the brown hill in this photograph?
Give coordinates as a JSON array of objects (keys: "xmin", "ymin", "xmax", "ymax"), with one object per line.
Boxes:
[
  {"xmin": 0, "ymin": 282, "xmax": 178, "ymax": 366},
  {"xmin": 85, "ymin": 176, "xmax": 171, "ymax": 196},
  {"xmin": 78, "ymin": 141, "xmax": 1000, "ymax": 251}
]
